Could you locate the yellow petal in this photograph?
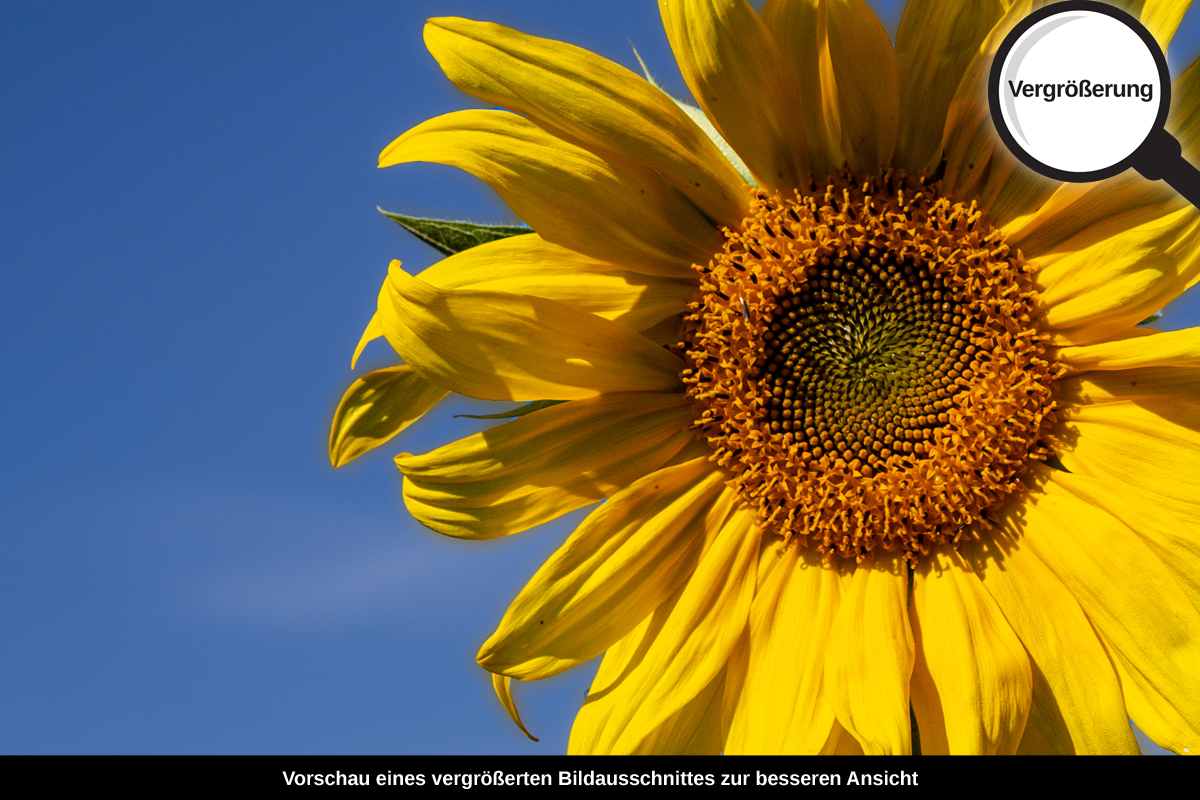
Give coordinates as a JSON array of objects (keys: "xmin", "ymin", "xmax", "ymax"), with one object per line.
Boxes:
[
  {"xmin": 1020, "ymin": 465, "xmax": 1200, "ymax": 755},
  {"xmin": 569, "ymin": 588, "xmax": 686, "ymax": 754},
  {"xmin": 417, "ymin": 233, "xmax": 694, "ymax": 334},
  {"xmin": 329, "ymin": 365, "xmax": 449, "ymax": 468},
  {"xmin": 908, "ymin": 642, "xmax": 949, "ymax": 755},
  {"xmin": 610, "ymin": 503, "xmax": 759, "ymax": 754},
  {"xmin": 660, "ymin": 0, "xmax": 809, "ymax": 191},
  {"xmin": 1058, "ymin": 398, "xmax": 1200, "ymax": 526},
  {"xmin": 378, "ymin": 264, "xmax": 683, "ymax": 402},
  {"xmin": 477, "ymin": 458, "xmax": 728, "ymax": 677},
  {"xmin": 492, "ymin": 673, "xmax": 538, "ymax": 742},
  {"xmin": 718, "ymin": 626, "xmax": 750, "ymax": 745},
  {"xmin": 981, "ymin": 160, "xmax": 1059, "ymax": 233},
  {"xmin": 351, "ymin": 314, "xmax": 383, "ymax": 370},
  {"xmin": 1036, "ymin": 209, "xmax": 1200, "ymax": 345},
  {"xmin": 910, "ymin": 546, "xmax": 1032, "ymax": 755},
  {"xmin": 892, "ymin": 0, "xmax": 1006, "ymax": 171},
  {"xmin": 569, "ymin": 502, "xmax": 759, "ymax": 753},
  {"xmin": 753, "ymin": 532, "xmax": 791, "ymax": 590},
  {"xmin": 820, "ymin": 718, "xmax": 866, "ymax": 754},
  {"xmin": 398, "ymin": 392, "xmax": 695, "ymax": 540},
  {"xmin": 823, "ymin": 549, "xmax": 913, "ymax": 754},
  {"xmin": 1060, "ymin": 364, "xmax": 1200, "ymax": 404},
  {"xmin": 961, "ymin": 509, "xmax": 1138, "ymax": 754},
  {"xmin": 379, "ymin": 110, "xmax": 721, "ymax": 278},
  {"xmin": 759, "ymin": 0, "xmax": 838, "ymax": 177},
  {"xmin": 639, "ymin": 313, "xmax": 688, "ymax": 346},
  {"xmin": 1004, "ymin": 183, "xmax": 1185, "ymax": 262},
  {"xmin": 1058, "ymin": 326, "xmax": 1200, "ymax": 372},
  {"xmin": 634, "ymin": 667, "xmax": 729, "ymax": 755},
  {"xmin": 422, "ymin": 17, "xmax": 749, "ymax": 228},
  {"xmin": 762, "ymin": 0, "xmax": 897, "ymax": 175},
  {"xmin": 1041, "ymin": 470, "xmax": 1200, "ymax": 619},
  {"xmin": 941, "ymin": 1, "xmax": 1060, "ymax": 225},
  {"xmin": 1115, "ymin": 0, "xmax": 1192, "ymax": 50},
  {"xmin": 725, "ymin": 543, "xmax": 842, "ymax": 754},
  {"xmin": 816, "ymin": 0, "xmax": 898, "ymax": 171}
]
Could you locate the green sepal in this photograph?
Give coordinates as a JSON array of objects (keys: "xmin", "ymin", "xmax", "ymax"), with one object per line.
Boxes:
[
  {"xmin": 1043, "ymin": 454, "xmax": 1070, "ymax": 472},
  {"xmin": 1138, "ymin": 311, "xmax": 1163, "ymax": 325},
  {"xmin": 455, "ymin": 400, "xmax": 567, "ymax": 420},
  {"xmin": 378, "ymin": 207, "xmax": 530, "ymax": 256},
  {"xmin": 628, "ymin": 41, "xmax": 756, "ymax": 188},
  {"xmin": 671, "ymin": 100, "xmax": 757, "ymax": 187}
]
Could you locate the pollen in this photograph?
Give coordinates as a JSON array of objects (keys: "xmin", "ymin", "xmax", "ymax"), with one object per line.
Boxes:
[{"xmin": 676, "ymin": 168, "xmax": 1060, "ymax": 563}]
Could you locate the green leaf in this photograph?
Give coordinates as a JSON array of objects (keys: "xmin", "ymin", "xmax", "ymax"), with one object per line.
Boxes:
[
  {"xmin": 1138, "ymin": 311, "xmax": 1163, "ymax": 326},
  {"xmin": 455, "ymin": 399, "xmax": 567, "ymax": 420},
  {"xmin": 378, "ymin": 208, "xmax": 530, "ymax": 256}
]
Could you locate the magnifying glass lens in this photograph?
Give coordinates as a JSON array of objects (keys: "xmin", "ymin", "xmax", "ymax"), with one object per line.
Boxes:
[
  {"xmin": 997, "ymin": 11, "xmax": 1162, "ymax": 174},
  {"xmin": 991, "ymin": 2, "xmax": 1200, "ymax": 214}
]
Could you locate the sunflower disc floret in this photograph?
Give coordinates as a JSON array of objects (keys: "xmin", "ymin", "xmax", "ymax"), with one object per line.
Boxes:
[{"xmin": 678, "ymin": 169, "xmax": 1061, "ymax": 562}]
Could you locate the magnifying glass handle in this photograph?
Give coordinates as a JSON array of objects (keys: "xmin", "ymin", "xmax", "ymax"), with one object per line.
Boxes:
[{"xmin": 1131, "ymin": 128, "xmax": 1200, "ymax": 209}]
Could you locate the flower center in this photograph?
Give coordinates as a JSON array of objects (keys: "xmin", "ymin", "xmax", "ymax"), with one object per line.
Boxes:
[{"xmin": 677, "ymin": 169, "xmax": 1059, "ymax": 563}]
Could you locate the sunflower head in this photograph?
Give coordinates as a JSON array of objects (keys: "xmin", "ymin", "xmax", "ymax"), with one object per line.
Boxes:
[{"xmin": 332, "ymin": 0, "xmax": 1200, "ymax": 756}]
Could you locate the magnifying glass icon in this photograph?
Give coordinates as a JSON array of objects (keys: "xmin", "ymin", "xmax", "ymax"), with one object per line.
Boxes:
[{"xmin": 989, "ymin": 0, "xmax": 1200, "ymax": 204}]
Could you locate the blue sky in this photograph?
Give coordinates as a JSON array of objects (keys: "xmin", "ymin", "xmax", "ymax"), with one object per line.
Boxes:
[{"xmin": 1, "ymin": 0, "xmax": 1195, "ymax": 754}]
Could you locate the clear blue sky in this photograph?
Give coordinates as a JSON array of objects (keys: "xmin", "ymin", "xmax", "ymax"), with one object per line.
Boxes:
[{"xmin": 1, "ymin": 0, "xmax": 1195, "ymax": 754}]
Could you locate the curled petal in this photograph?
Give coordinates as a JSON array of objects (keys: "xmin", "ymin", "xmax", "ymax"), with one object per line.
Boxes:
[
  {"xmin": 492, "ymin": 673, "xmax": 538, "ymax": 742},
  {"xmin": 351, "ymin": 314, "xmax": 383, "ymax": 370},
  {"xmin": 329, "ymin": 366, "xmax": 447, "ymax": 467}
]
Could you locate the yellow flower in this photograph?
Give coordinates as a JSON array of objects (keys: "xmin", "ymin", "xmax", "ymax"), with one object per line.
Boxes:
[{"xmin": 331, "ymin": 0, "xmax": 1200, "ymax": 754}]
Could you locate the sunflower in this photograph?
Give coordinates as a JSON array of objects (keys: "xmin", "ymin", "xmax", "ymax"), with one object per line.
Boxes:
[{"xmin": 330, "ymin": 0, "xmax": 1200, "ymax": 754}]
